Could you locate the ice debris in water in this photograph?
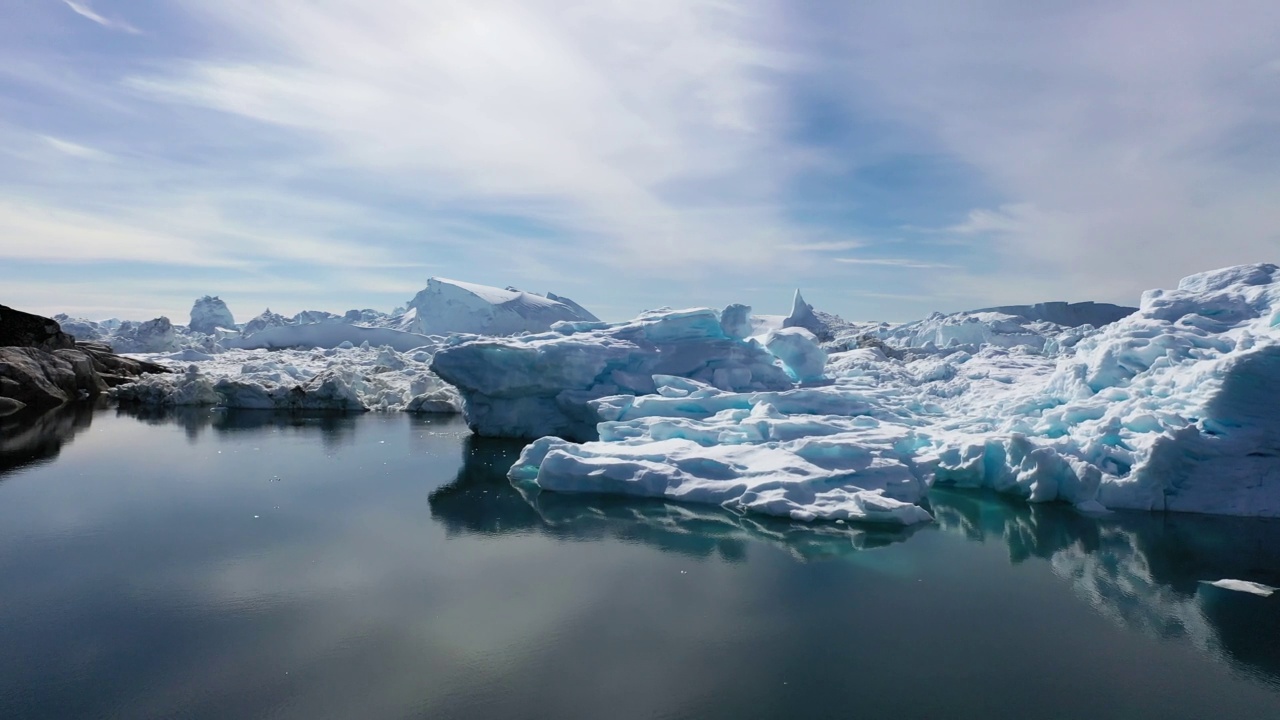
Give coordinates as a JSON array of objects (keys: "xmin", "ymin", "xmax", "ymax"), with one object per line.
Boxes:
[
  {"xmin": 505, "ymin": 263, "xmax": 1280, "ymax": 526},
  {"xmin": 1200, "ymin": 579, "xmax": 1276, "ymax": 597}
]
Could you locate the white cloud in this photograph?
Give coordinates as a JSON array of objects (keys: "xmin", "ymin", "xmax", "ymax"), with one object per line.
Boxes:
[
  {"xmin": 821, "ymin": 0, "xmax": 1280, "ymax": 303},
  {"xmin": 127, "ymin": 0, "xmax": 812, "ymax": 275},
  {"xmin": 779, "ymin": 240, "xmax": 866, "ymax": 252},
  {"xmin": 0, "ymin": 200, "xmax": 239, "ymax": 267},
  {"xmin": 835, "ymin": 257, "xmax": 952, "ymax": 270},
  {"xmin": 62, "ymin": 0, "xmax": 140, "ymax": 34}
]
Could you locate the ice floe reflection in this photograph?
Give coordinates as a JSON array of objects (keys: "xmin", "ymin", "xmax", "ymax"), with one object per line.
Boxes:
[
  {"xmin": 430, "ymin": 435, "xmax": 924, "ymax": 562},
  {"xmin": 931, "ymin": 487, "xmax": 1280, "ymax": 686}
]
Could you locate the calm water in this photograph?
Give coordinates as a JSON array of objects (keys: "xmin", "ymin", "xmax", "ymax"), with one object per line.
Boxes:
[{"xmin": 2, "ymin": 405, "xmax": 1279, "ymax": 720}]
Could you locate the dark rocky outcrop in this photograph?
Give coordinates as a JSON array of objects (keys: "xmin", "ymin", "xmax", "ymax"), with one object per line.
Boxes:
[
  {"xmin": 1, "ymin": 305, "xmax": 170, "ymax": 409},
  {"xmin": 0, "ymin": 304, "xmax": 76, "ymax": 351}
]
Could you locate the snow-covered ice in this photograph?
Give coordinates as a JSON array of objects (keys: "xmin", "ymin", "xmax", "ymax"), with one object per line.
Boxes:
[
  {"xmin": 227, "ymin": 322, "xmax": 441, "ymax": 353},
  {"xmin": 189, "ymin": 296, "xmax": 236, "ymax": 335},
  {"xmin": 56, "ymin": 263, "xmax": 1280, "ymax": 525},
  {"xmin": 402, "ymin": 277, "xmax": 598, "ymax": 336},
  {"xmin": 431, "ymin": 307, "xmax": 800, "ymax": 441},
  {"xmin": 114, "ymin": 344, "xmax": 460, "ymax": 413},
  {"xmin": 505, "ymin": 264, "xmax": 1280, "ymax": 525}
]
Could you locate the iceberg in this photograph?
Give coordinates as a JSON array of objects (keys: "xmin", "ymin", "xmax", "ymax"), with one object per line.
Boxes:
[
  {"xmin": 189, "ymin": 296, "xmax": 236, "ymax": 335},
  {"xmin": 974, "ymin": 301, "xmax": 1136, "ymax": 328},
  {"xmin": 114, "ymin": 344, "xmax": 460, "ymax": 413},
  {"xmin": 500, "ymin": 263, "xmax": 1280, "ymax": 524},
  {"xmin": 431, "ymin": 307, "xmax": 797, "ymax": 441},
  {"xmin": 508, "ymin": 418, "xmax": 933, "ymax": 525},
  {"xmin": 227, "ymin": 322, "xmax": 440, "ymax": 353},
  {"xmin": 402, "ymin": 277, "xmax": 598, "ymax": 336},
  {"xmin": 110, "ymin": 317, "xmax": 181, "ymax": 353}
]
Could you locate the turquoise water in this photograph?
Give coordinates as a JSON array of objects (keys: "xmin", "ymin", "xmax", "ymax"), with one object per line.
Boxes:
[{"xmin": 1, "ymin": 405, "xmax": 1278, "ymax": 719}]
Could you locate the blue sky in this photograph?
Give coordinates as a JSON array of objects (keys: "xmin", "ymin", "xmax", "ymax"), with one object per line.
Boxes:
[{"xmin": 3, "ymin": 1, "xmax": 1279, "ymax": 323}]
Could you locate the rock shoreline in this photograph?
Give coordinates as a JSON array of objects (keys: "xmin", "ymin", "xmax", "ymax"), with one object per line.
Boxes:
[{"xmin": 0, "ymin": 304, "xmax": 171, "ymax": 412}]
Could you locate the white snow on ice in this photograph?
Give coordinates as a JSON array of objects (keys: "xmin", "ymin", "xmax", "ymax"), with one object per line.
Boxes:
[
  {"xmin": 503, "ymin": 264, "xmax": 1280, "ymax": 525},
  {"xmin": 68, "ymin": 264, "xmax": 1280, "ymax": 526},
  {"xmin": 114, "ymin": 344, "xmax": 460, "ymax": 413}
]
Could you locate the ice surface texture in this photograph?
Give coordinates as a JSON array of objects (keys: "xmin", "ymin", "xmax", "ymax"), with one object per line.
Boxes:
[
  {"xmin": 189, "ymin": 296, "xmax": 236, "ymax": 335},
  {"xmin": 403, "ymin": 278, "xmax": 598, "ymax": 336},
  {"xmin": 114, "ymin": 345, "xmax": 460, "ymax": 413},
  {"xmin": 432, "ymin": 307, "xmax": 819, "ymax": 441},
  {"xmin": 507, "ymin": 264, "xmax": 1280, "ymax": 524}
]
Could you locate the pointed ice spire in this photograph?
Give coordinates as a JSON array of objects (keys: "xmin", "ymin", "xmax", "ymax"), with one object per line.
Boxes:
[
  {"xmin": 782, "ymin": 289, "xmax": 831, "ymax": 341},
  {"xmin": 784, "ymin": 289, "xmax": 817, "ymax": 328}
]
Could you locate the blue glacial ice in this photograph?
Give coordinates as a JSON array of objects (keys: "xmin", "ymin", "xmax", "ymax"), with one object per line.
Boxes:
[
  {"xmin": 431, "ymin": 307, "xmax": 821, "ymax": 441},
  {"xmin": 497, "ymin": 263, "xmax": 1280, "ymax": 525}
]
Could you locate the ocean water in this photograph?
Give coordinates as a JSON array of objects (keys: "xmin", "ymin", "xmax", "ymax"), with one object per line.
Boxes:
[{"xmin": 1, "ymin": 405, "xmax": 1278, "ymax": 719}]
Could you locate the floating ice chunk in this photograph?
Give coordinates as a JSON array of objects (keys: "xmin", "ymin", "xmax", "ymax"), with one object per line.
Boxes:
[
  {"xmin": 509, "ymin": 433, "xmax": 933, "ymax": 526},
  {"xmin": 1200, "ymin": 579, "xmax": 1276, "ymax": 597}
]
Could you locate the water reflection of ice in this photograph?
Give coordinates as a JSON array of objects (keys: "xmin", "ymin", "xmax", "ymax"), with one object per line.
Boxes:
[
  {"xmin": 430, "ymin": 435, "xmax": 923, "ymax": 563},
  {"xmin": 929, "ymin": 487, "xmax": 1280, "ymax": 687}
]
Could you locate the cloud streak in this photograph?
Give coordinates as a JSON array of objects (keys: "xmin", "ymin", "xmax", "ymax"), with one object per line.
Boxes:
[
  {"xmin": 62, "ymin": 0, "xmax": 140, "ymax": 34},
  {"xmin": 127, "ymin": 0, "xmax": 813, "ymax": 275}
]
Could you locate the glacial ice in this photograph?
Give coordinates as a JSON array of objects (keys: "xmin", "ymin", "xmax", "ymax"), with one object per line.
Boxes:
[
  {"xmin": 55, "ymin": 263, "xmax": 1280, "ymax": 525},
  {"xmin": 974, "ymin": 301, "xmax": 1136, "ymax": 328},
  {"xmin": 402, "ymin": 277, "xmax": 598, "ymax": 336},
  {"xmin": 189, "ymin": 296, "xmax": 236, "ymax": 335},
  {"xmin": 431, "ymin": 307, "xmax": 798, "ymax": 441},
  {"xmin": 504, "ymin": 263, "xmax": 1280, "ymax": 525},
  {"xmin": 227, "ymin": 322, "xmax": 441, "ymax": 353},
  {"xmin": 114, "ymin": 344, "xmax": 460, "ymax": 413}
]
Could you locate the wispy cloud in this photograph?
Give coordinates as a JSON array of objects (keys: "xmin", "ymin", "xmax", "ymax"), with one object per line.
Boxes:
[
  {"xmin": 62, "ymin": 0, "xmax": 140, "ymax": 34},
  {"xmin": 41, "ymin": 135, "xmax": 113, "ymax": 160},
  {"xmin": 126, "ymin": 0, "xmax": 813, "ymax": 274},
  {"xmin": 779, "ymin": 240, "xmax": 866, "ymax": 252},
  {"xmin": 817, "ymin": 1, "xmax": 1280, "ymax": 303},
  {"xmin": 4, "ymin": 1, "xmax": 1280, "ymax": 322},
  {"xmin": 835, "ymin": 257, "xmax": 953, "ymax": 270}
]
